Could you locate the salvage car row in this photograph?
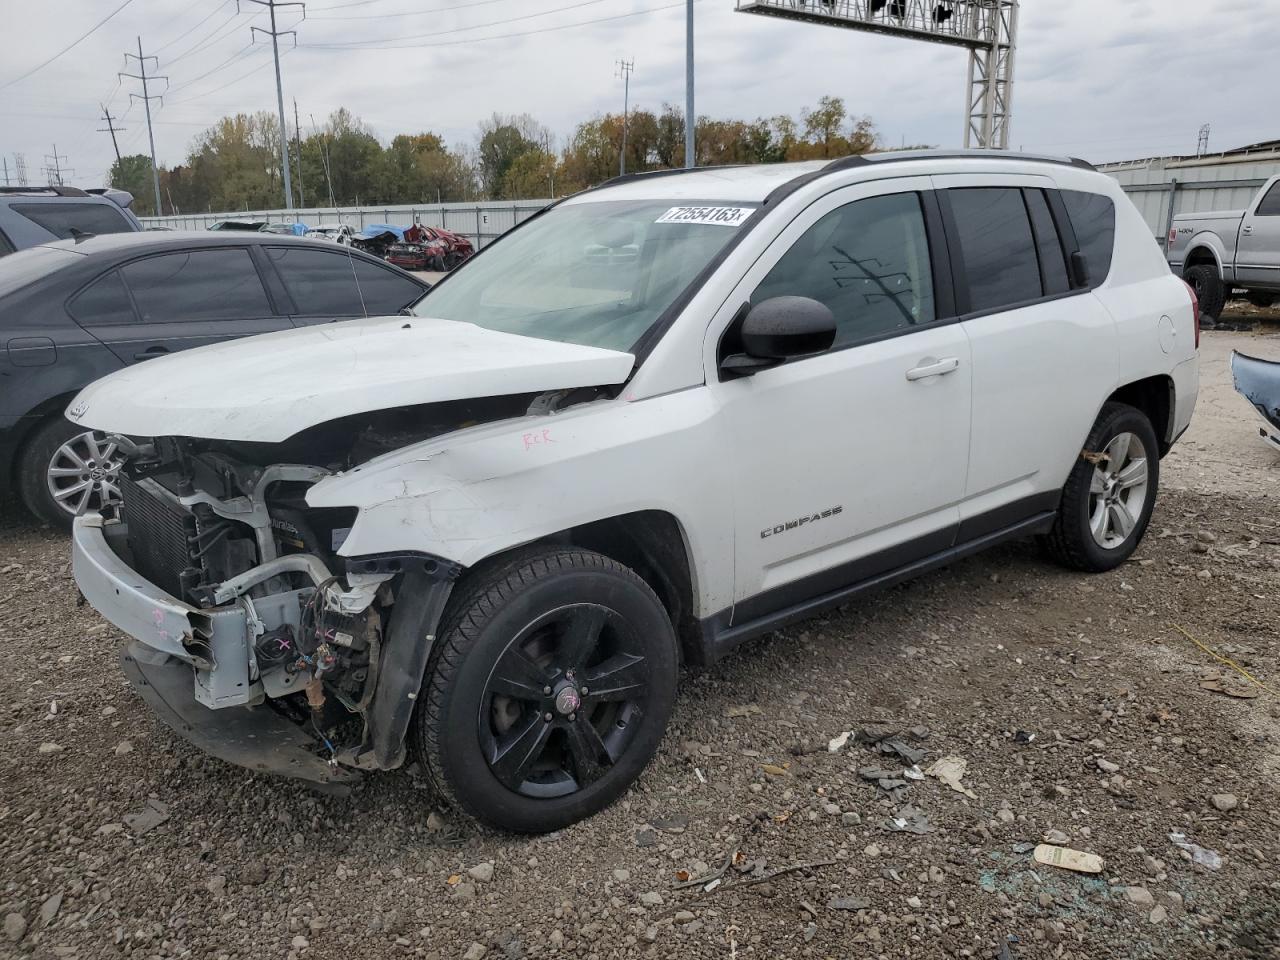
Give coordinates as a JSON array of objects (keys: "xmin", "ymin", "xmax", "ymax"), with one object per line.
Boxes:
[
  {"xmin": 205, "ymin": 216, "xmax": 476, "ymax": 271},
  {"xmin": 7, "ymin": 152, "xmax": 1280, "ymax": 836}
]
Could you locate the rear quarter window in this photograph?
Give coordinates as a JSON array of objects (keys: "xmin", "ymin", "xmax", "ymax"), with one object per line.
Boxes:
[
  {"xmin": 1061, "ymin": 191, "xmax": 1116, "ymax": 287},
  {"xmin": 9, "ymin": 202, "xmax": 135, "ymax": 239}
]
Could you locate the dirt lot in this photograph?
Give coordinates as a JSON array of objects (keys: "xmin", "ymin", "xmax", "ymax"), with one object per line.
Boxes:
[{"xmin": 2, "ymin": 321, "xmax": 1279, "ymax": 960}]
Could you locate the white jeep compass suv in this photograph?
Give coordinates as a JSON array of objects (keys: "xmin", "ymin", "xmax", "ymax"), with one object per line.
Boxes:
[{"xmin": 69, "ymin": 151, "xmax": 1199, "ymax": 832}]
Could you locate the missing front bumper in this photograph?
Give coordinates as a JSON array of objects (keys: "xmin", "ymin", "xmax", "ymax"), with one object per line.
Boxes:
[{"xmin": 122, "ymin": 642, "xmax": 358, "ymax": 790}]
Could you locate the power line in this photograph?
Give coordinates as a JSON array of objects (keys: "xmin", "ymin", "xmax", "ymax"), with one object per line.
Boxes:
[
  {"xmin": 155, "ymin": 0, "xmax": 234, "ymax": 53},
  {"xmin": 43, "ymin": 145, "xmax": 74, "ymax": 186},
  {"xmin": 299, "ymin": 0, "xmax": 701, "ymax": 51},
  {"xmin": 311, "ymin": 0, "xmax": 513, "ymax": 20},
  {"xmin": 166, "ymin": 47, "xmax": 284, "ymax": 105},
  {"xmin": 0, "ymin": 0, "xmax": 136, "ymax": 92},
  {"xmin": 166, "ymin": 43, "xmax": 259, "ymax": 95},
  {"xmin": 305, "ymin": 0, "xmax": 611, "ymax": 47},
  {"xmin": 164, "ymin": 8, "xmax": 251, "ymax": 66}
]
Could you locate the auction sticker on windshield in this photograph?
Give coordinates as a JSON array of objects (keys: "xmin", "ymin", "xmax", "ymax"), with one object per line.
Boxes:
[{"xmin": 655, "ymin": 206, "xmax": 754, "ymax": 227}]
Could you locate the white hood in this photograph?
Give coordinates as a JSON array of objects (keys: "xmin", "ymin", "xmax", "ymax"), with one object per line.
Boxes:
[{"xmin": 67, "ymin": 316, "xmax": 635, "ymax": 443}]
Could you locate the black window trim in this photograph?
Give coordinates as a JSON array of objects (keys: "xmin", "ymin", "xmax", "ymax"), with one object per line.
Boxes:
[
  {"xmin": 938, "ymin": 186, "xmax": 1094, "ymax": 322},
  {"xmin": 1022, "ymin": 187, "xmax": 1071, "ymax": 298},
  {"xmin": 66, "ymin": 266, "xmax": 142, "ymax": 327},
  {"xmin": 717, "ymin": 188, "xmax": 961, "ymax": 376}
]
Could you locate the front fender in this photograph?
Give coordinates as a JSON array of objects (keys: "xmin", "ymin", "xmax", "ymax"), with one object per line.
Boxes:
[{"xmin": 306, "ymin": 388, "xmax": 736, "ymax": 617}]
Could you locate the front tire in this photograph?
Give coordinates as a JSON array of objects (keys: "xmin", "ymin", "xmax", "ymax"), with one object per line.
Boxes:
[
  {"xmin": 1185, "ymin": 264, "xmax": 1226, "ymax": 322},
  {"xmin": 17, "ymin": 418, "xmax": 125, "ymax": 529},
  {"xmin": 413, "ymin": 548, "xmax": 678, "ymax": 833},
  {"xmin": 1042, "ymin": 402, "xmax": 1160, "ymax": 573}
]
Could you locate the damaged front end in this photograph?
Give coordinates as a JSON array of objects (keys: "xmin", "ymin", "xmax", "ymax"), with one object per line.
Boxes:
[
  {"xmin": 69, "ymin": 404, "xmax": 526, "ymax": 789},
  {"xmin": 1230, "ymin": 351, "xmax": 1280, "ymax": 453}
]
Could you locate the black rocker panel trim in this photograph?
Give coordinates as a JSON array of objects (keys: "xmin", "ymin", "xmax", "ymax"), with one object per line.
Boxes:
[{"xmin": 698, "ymin": 506, "xmax": 1057, "ymax": 663}]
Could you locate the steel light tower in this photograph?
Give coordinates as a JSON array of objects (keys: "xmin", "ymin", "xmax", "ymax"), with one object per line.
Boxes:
[{"xmin": 735, "ymin": 0, "xmax": 1020, "ymax": 150}]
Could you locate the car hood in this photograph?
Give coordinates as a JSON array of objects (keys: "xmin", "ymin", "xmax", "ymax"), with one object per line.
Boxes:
[{"xmin": 67, "ymin": 315, "xmax": 636, "ymax": 442}]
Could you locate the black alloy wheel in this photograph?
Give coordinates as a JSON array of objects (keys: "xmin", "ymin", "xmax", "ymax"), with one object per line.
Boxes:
[{"xmin": 413, "ymin": 547, "xmax": 678, "ymax": 832}]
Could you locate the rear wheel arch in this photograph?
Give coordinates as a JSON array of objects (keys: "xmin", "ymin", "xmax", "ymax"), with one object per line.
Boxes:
[
  {"xmin": 9, "ymin": 391, "xmax": 82, "ymax": 489},
  {"xmin": 1106, "ymin": 375, "xmax": 1174, "ymax": 456},
  {"xmin": 1182, "ymin": 244, "xmax": 1220, "ymax": 275}
]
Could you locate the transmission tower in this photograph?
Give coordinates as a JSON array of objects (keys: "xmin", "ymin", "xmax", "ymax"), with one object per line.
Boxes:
[
  {"xmin": 736, "ymin": 0, "xmax": 1020, "ymax": 150},
  {"xmin": 43, "ymin": 145, "xmax": 74, "ymax": 186},
  {"xmin": 14, "ymin": 153, "xmax": 29, "ymax": 186},
  {"xmin": 120, "ymin": 37, "xmax": 168, "ymax": 215},
  {"xmin": 99, "ymin": 104, "xmax": 127, "ymax": 167},
  {"xmin": 616, "ymin": 59, "xmax": 635, "ymax": 176},
  {"xmin": 242, "ymin": 0, "xmax": 305, "ymax": 211},
  {"xmin": 1196, "ymin": 123, "xmax": 1210, "ymax": 158}
]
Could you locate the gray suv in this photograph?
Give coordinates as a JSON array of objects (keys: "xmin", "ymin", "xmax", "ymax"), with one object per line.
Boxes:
[{"xmin": 0, "ymin": 186, "xmax": 142, "ymax": 254}]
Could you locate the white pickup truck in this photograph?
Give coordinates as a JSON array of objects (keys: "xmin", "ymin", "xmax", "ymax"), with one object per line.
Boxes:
[{"xmin": 1167, "ymin": 175, "xmax": 1280, "ymax": 321}]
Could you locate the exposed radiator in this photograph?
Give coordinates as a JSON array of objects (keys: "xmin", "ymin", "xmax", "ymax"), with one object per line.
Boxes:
[{"xmin": 119, "ymin": 476, "xmax": 199, "ymax": 601}]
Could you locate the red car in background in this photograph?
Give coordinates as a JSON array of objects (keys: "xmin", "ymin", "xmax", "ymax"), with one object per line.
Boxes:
[{"xmin": 385, "ymin": 225, "xmax": 476, "ymax": 272}]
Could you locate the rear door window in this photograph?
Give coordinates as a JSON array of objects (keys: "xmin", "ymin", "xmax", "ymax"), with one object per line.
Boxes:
[
  {"xmin": 121, "ymin": 248, "xmax": 274, "ymax": 323},
  {"xmin": 1254, "ymin": 181, "xmax": 1280, "ymax": 216},
  {"xmin": 68, "ymin": 271, "xmax": 137, "ymax": 326},
  {"xmin": 10, "ymin": 202, "xmax": 134, "ymax": 238},
  {"xmin": 947, "ymin": 187, "xmax": 1043, "ymax": 313},
  {"xmin": 1061, "ymin": 190, "xmax": 1116, "ymax": 287},
  {"xmin": 267, "ymin": 246, "xmax": 371, "ymax": 315}
]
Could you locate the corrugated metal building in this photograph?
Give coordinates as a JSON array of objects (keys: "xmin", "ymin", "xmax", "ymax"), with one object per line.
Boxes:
[{"xmin": 1101, "ymin": 140, "xmax": 1280, "ymax": 243}]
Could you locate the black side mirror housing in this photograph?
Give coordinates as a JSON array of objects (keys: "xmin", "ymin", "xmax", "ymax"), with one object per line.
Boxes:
[{"xmin": 720, "ymin": 296, "xmax": 837, "ymax": 376}]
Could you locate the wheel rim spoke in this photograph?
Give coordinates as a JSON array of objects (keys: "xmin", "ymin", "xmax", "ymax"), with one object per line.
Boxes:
[
  {"xmin": 1089, "ymin": 501, "xmax": 1109, "ymax": 540},
  {"xmin": 54, "ymin": 479, "xmax": 92, "ymax": 504},
  {"xmin": 1115, "ymin": 459, "xmax": 1147, "ymax": 489},
  {"xmin": 1109, "ymin": 501, "xmax": 1136, "ymax": 539},
  {"xmin": 559, "ymin": 606, "xmax": 607, "ymax": 669},
  {"xmin": 583, "ymin": 653, "xmax": 647, "ymax": 704},
  {"xmin": 564, "ymin": 717, "xmax": 610, "ymax": 787},
  {"xmin": 1089, "ymin": 468, "xmax": 1107, "ymax": 495},
  {"xmin": 49, "ymin": 467, "xmax": 86, "ymax": 478},
  {"xmin": 488, "ymin": 713, "xmax": 552, "ymax": 790},
  {"xmin": 1106, "ymin": 433, "xmax": 1131, "ymax": 472},
  {"xmin": 57, "ymin": 444, "xmax": 87, "ymax": 470},
  {"xmin": 488, "ymin": 647, "xmax": 550, "ymax": 702}
]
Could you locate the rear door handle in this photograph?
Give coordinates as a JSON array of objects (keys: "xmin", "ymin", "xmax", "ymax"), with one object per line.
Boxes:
[
  {"xmin": 133, "ymin": 346, "xmax": 170, "ymax": 361},
  {"xmin": 906, "ymin": 357, "xmax": 960, "ymax": 381}
]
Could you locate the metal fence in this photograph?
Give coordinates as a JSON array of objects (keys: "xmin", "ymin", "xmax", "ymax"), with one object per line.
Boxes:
[{"xmin": 140, "ymin": 199, "xmax": 553, "ymax": 249}]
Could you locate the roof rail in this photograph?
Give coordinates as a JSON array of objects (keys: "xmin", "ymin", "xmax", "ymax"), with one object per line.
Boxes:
[
  {"xmin": 0, "ymin": 185, "xmax": 92, "ymax": 197},
  {"xmin": 858, "ymin": 148, "xmax": 1096, "ymax": 171}
]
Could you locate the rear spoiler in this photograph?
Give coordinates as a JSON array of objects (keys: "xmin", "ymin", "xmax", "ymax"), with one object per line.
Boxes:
[{"xmin": 85, "ymin": 188, "xmax": 136, "ymax": 210}]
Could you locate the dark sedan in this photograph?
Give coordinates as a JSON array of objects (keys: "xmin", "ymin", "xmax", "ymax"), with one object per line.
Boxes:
[{"xmin": 0, "ymin": 231, "xmax": 431, "ymax": 526}]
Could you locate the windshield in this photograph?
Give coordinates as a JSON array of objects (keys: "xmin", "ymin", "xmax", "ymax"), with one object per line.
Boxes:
[{"xmin": 410, "ymin": 199, "xmax": 758, "ymax": 353}]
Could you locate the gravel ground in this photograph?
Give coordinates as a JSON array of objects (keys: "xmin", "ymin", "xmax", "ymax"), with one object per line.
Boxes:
[{"xmin": 2, "ymin": 323, "xmax": 1280, "ymax": 960}]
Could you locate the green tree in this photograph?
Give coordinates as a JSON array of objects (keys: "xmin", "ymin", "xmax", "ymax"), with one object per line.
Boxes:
[
  {"xmin": 477, "ymin": 114, "xmax": 546, "ymax": 198},
  {"xmin": 109, "ymin": 155, "xmax": 157, "ymax": 216}
]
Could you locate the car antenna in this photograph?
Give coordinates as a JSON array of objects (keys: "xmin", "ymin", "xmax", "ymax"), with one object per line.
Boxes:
[
  {"xmin": 68, "ymin": 227, "xmax": 95, "ymax": 244},
  {"xmin": 343, "ymin": 222, "xmax": 368, "ymax": 318}
]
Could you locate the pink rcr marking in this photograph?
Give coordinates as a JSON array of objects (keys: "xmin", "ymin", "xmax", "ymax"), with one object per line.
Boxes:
[{"xmin": 522, "ymin": 428, "xmax": 556, "ymax": 451}]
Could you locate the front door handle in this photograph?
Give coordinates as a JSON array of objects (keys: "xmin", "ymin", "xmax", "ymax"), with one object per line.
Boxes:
[
  {"xmin": 906, "ymin": 357, "xmax": 960, "ymax": 381},
  {"xmin": 1243, "ymin": 225, "xmax": 1254, "ymax": 236},
  {"xmin": 133, "ymin": 346, "xmax": 170, "ymax": 361}
]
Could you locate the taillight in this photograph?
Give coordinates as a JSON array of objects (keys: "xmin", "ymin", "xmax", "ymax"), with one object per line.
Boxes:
[
  {"xmin": 1183, "ymin": 279, "xmax": 1201, "ymax": 349},
  {"xmin": 1168, "ymin": 227, "xmax": 1178, "ymax": 248}
]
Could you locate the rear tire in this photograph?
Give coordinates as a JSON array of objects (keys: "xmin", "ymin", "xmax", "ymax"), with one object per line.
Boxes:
[
  {"xmin": 1042, "ymin": 402, "xmax": 1160, "ymax": 573},
  {"xmin": 1185, "ymin": 264, "xmax": 1226, "ymax": 322},
  {"xmin": 17, "ymin": 417, "xmax": 125, "ymax": 529},
  {"xmin": 413, "ymin": 547, "xmax": 678, "ymax": 833}
]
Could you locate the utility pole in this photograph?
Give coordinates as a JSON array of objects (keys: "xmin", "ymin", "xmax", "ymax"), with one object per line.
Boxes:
[
  {"xmin": 293, "ymin": 98, "xmax": 305, "ymax": 209},
  {"xmin": 120, "ymin": 37, "xmax": 167, "ymax": 215},
  {"xmin": 98, "ymin": 104, "xmax": 126, "ymax": 167},
  {"xmin": 2, "ymin": 159, "xmax": 9, "ymax": 186},
  {"xmin": 43, "ymin": 145, "xmax": 72, "ymax": 186},
  {"xmin": 1196, "ymin": 123, "xmax": 1211, "ymax": 158},
  {"xmin": 685, "ymin": 0, "xmax": 695, "ymax": 168},
  {"xmin": 243, "ymin": 0, "xmax": 305, "ymax": 211},
  {"xmin": 616, "ymin": 59, "xmax": 634, "ymax": 177}
]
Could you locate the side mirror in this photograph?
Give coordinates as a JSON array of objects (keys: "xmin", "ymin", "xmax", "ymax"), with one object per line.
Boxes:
[{"xmin": 721, "ymin": 296, "xmax": 837, "ymax": 376}]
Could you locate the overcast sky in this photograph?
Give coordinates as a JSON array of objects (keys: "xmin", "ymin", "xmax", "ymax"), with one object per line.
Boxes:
[{"xmin": 2, "ymin": 0, "xmax": 1275, "ymax": 189}]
